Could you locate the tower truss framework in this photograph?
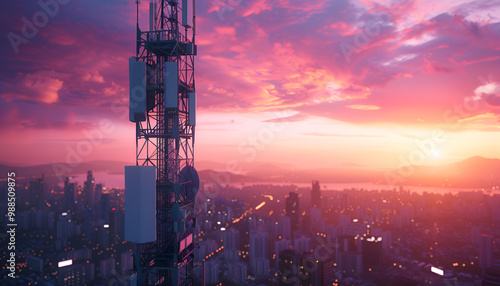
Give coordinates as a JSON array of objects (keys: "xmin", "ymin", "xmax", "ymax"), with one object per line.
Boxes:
[{"xmin": 132, "ymin": 1, "xmax": 197, "ymax": 285}]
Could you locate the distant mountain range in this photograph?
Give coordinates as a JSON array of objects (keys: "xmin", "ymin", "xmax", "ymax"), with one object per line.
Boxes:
[
  {"xmin": 0, "ymin": 160, "xmax": 131, "ymax": 178},
  {"xmin": 1, "ymin": 156, "xmax": 499, "ymax": 188},
  {"xmin": 390, "ymin": 156, "xmax": 500, "ymax": 188}
]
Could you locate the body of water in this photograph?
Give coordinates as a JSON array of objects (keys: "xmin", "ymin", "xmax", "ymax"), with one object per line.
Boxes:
[{"xmin": 70, "ymin": 172, "xmax": 500, "ymax": 196}]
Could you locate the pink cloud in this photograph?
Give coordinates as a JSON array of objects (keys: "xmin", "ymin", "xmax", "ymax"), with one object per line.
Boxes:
[
  {"xmin": 240, "ymin": 0, "xmax": 272, "ymax": 17},
  {"xmin": 214, "ymin": 26, "xmax": 237, "ymax": 37},
  {"xmin": 1, "ymin": 71, "xmax": 63, "ymax": 104},
  {"xmin": 474, "ymin": 82, "xmax": 500, "ymax": 106}
]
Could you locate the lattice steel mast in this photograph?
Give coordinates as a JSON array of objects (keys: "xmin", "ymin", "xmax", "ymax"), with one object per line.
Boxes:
[{"xmin": 126, "ymin": 0, "xmax": 198, "ymax": 285}]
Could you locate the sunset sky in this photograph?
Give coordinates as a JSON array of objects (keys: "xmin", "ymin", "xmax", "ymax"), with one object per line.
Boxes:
[{"xmin": 1, "ymin": 0, "xmax": 500, "ymax": 171}]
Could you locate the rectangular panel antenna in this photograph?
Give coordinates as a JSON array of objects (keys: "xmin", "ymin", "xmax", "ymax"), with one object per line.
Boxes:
[
  {"xmin": 125, "ymin": 165, "xmax": 156, "ymax": 243},
  {"xmin": 182, "ymin": 0, "xmax": 193, "ymax": 28},
  {"xmin": 188, "ymin": 92, "xmax": 196, "ymax": 126},
  {"xmin": 129, "ymin": 57, "xmax": 146, "ymax": 122}
]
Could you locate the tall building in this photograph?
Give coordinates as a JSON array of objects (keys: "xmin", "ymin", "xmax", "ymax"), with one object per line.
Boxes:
[
  {"xmin": 381, "ymin": 230, "xmax": 393, "ymax": 250},
  {"xmin": 223, "ymin": 228, "xmax": 240, "ymax": 263},
  {"xmin": 29, "ymin": 175, "xmax": 45, "ymax": 208},
  {"xmin": 204, "ymin": 259, "xmax": 219, "ymax": 285},
  {"xmin": 480, "ymin": 234, "xmax": 493, "ymax": 269},
  {"xmin": 393, "ymin": 275, "xmax": 422, "ymax": 286},
  {"xmin": 361, "ymin": 237, "xmax": 383, "ymax": 272},
  {"xmin": 340, "ymin": 192, "xmax": 350, "ymax": 211},
  {"xmin": 100, "ymin": 193, "xmax": 110, "ymax": 222},
  {"xmin": 84, "ymin": 171, "xmax": 94, "ymax": 208},
  {"xmin": 250, "ymin": 230, "xmax": 269, "ymax": 271},
  {"xmin": 254, "ymin": 257, "xmax": 270, "ymax": 279},
  {"xmin": 223, "ymin": 248, "xmax": 239, "ymax": 263},
  {"xmin": 310, "ymin": 207, "xmax": 324, "ymax": 233},
  {"xmin": 223, "ymin": 228, "xmax": 239, "ymax": 250},
  {"xmin": 94, "ymin": 183, "xmax": 103, "ymax": 213},
  {"xmin": 83, "ymin": 208, "xmax": 93, "ymax": 242},
  {"xmin": 279, "ymin": 215, "xmax": 291, "ymax": 240},
  {"xmin": 279, "ymin": 249, "xmax": 303, "ymax": 286},
  {"xmin": 26, "ymin": 255, "xmax": 43, "ymax": 273},
  {"xmin": 304, "ymin": 253, "xmax": 335, "ymax": 286},
  {"xmin": 275, "ymin": 239, "xmax": 292, "ymax": 268},
  {"xmin": 228, "ymin": 262, "xmax": 247, "ymax": 284},
  {"xmin": 99, "ymin": 224, "xmax": 111, "ymax": 249},
  {"xmin": 286, "ymin": 192, "xmax": 300, "ymax": 236},
  {"xmin": 337, "ymin": 235, "xmax": 362, "ymax": 276},
  {"xmin": 301, "ymin": 213, "xmax": 311, "ymax": 234},
  {"xmin": 294, "ymin": 235, "xmax": 311, "ymax": 253},
  {"xmin": 278, "ymin": 249, "xmax": 310, "ymax": 286},
  {"xmin": 311, "ymin": 180, "xmax": 321, "ymax": 208},
  {"xmin": 99, "ymin": 257, "xmax": 116, "ymax": 280},
  {"xmin": 338, "ymin": 235, "xmax": 360, "ymax": 253},
  {"xmin": 64, "ymin": 177, "xmax": 76, "ymax": 211},
  {"xmin": 338, "ymin": 251, "xmax": 362, "ymax": 276},
  {"xmin": 56, "ymin": 212, "xmax": 74, "ymax": 242}
]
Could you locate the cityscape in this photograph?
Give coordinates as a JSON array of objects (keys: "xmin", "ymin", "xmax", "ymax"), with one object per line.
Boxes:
[{"xmin": 1, "ymin": 169, "xmax": 500, "ymax": 285}]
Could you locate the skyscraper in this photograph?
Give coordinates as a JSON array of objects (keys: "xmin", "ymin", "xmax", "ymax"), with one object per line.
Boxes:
[
  {"xmin": 337, "ymin": 235, "xmax": 362, "ymax": 276},
  {"xmin": 254, "ymin": 257, "xmax": 270, "ymax": 279},
  {"xmin": 250, "ymin": 230, "xmax": 269, "ymax": 271},
  {"xmin": 100, "ymin": 193, "xmax": 110, "ymax": 222},
  {"xmin": 310, "ymin": 207, "xmax": 324, "ymax": 233},
  {"xmin": 294, "ymin": 235, "xmax": 311, "ymax": 253},
  {"xmin": 84, "ymin": 171, "xmax": 95, "ymax": 208},
  {"xmin": 228, "ymin": 262, "xmax": 247, "ymax": 284},
  {"xmin": 286, "ymin": 192, "xmax": 300, "ymax": 236},
  {"xmin": 393, "ymin": 275, "xmax": 422, "ymax": 286},
  {"xmin": 311, "ymin": 180, "xmax": 321, "ymax": 208},
  {"xmin": 279, "ymin": 215, "xmax": 291, "ymax": 240},
  {"xmin": 304, "ymin": 252, "xmax": 335, "ymax": 286},
  {"xmin": 57, "ymin": 262, "xmax": 95, "ymax": 286},
  {"xmin": 64, "ymin": 177, "xmax": 76, "ymax": 211},
  {"xmin": 99, "ymin": 257, "xmax": 116, "ymax": 280},
  {"xmin": 29, "ymin": 175, "xmax": 45, "ymax": 208},
  {"xmin": 204, "ymin": 259, "xmax": 219, "ymax": 285},
  {"xmin": 362, "ymin": 237, "xmax": 383, "ymax": 272},
  {"xmin": 278, "ymin": 249, "xmax": 311, "ymax": 286},
  {"xmin": 278, "ymin": 249, "xmax": 302, "ymax": 286},
  {"xmin": 83, "ymin": 208, "xmax": 93, "ymax": 242},
  {"xmin": 94, "ymin": 183, "xmax": 103, "ymax": 210},
  {"xmin": 223, "ymin": 228, "xmax": 239, "ymax": 250},
  {"xmin": 99, "ymin": 224, "xmax": 111, "ymax": 249},
  {"xmin": 121, "ymin": 251, "xmax": 134, "ymax": 275},
  {"xmin": 275, "ymin": 239, "xmax": 292, "ymax": 268}
]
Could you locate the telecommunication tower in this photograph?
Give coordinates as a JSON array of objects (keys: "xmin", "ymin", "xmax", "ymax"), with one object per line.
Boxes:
[{"xmin": 125, "ymin": 0, "xmax": 199, "ymax": 285}]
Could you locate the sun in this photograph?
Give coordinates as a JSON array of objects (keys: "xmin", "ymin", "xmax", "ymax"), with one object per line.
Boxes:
[{"xmin": 431, "ymin": 149, "xmax": 441, "ymax": 158}]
